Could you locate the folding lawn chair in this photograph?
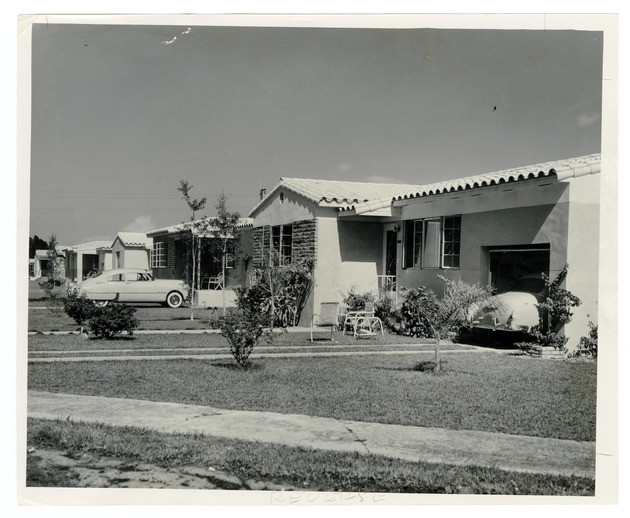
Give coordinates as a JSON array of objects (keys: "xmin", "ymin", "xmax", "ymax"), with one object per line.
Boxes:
[{"xmin": 310, "ymin": 302, "xmax": 340, "ymax": 341}]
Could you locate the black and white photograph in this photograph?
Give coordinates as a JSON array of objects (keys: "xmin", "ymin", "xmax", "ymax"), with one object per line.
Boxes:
[{"xmin": 16, "ymin": 12, "xmax": 618, "ymax": 506}]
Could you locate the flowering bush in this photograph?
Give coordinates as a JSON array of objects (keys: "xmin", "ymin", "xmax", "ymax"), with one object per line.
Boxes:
[{"xmin": 219, "ymin": 311, "xmax": 269, "ymax": 369}]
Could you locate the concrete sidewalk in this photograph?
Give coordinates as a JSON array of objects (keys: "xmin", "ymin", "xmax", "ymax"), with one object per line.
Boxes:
[{"xmin": 27, "ymin": 390, "xmax": 596, "ymax": 479}]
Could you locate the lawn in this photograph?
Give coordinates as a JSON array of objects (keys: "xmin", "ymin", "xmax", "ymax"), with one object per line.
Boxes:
[
  {"xmin": 26, "ymin": 417, "xmax": 594, "ymax": 495},
  {"xmin": 25, "ymin": 282, "xmax": 598, "ymax": 494},
  {"xmin": 27, "ymin": 305, "xmax": 220, "ymax": 332},
  {"xmin": 28, "ymin": 349, "xmax": 597, "ymax": 442},
  {"xmin": 27, "ymin": 328, "xmax": 444, "ymax": 351}
]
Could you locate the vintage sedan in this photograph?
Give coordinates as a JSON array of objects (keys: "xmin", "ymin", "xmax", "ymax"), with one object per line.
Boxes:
[
  {"xmin": 73, "ymin": 268, "xmax": 189, "ymax": 308},
  {"xmin": 471, "ymin": 274, "xmax": 546, "ymax": 333}
]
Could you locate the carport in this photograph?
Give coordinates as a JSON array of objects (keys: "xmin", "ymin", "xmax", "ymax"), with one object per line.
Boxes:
[{"xmin": 487, "ymin": 244, "xmax": 550, "ymax": 293}]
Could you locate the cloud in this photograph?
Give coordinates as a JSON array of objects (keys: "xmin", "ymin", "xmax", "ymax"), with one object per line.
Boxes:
[
  {"xmin": 122, "ymin": 215, "xmax": 157, "ymax": 233},
  {"xmin": 338, "ymin": 163, "xmax": 351, "ymax": 173},
  {"xmin": 577, "ymin": 112, "xmax": 601, "ymax": 128}
]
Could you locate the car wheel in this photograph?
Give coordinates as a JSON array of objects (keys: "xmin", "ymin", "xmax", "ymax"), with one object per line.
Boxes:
[
  {"xmin": 166, "ymin": 291, "xmax": 183, "ymax": 308},
  {"xmin": 93, "ymin": 300, "xmax": 109, "ymax": 308}
]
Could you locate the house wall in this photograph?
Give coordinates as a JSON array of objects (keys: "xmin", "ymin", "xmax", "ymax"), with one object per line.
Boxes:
[
  {"xmin": 563, "ymin": 174, "xmax": 600, "ymax": 349},
  {"xmin": 395, "ymin": 175, "xmax": 599, "ymax": 351},
  {"xmin": 111, "ymin": 240, "xmax": 150, "ymax": 270},
  {"xmin": 66, "ymin": 252, "xmax": 89, "ymax": 282},
  {"xmin": 252, "ymin": 189, "xmax": 316, "ymax": 227},
  {"xmin": 150, "ymin": 236, "xmax": 185, "ymax": 280},
  {"xmin": 98, "ymin": 251, "xmax": 112, "ymax": 272},
  {"xmin": 151, "ymin": 231, "xmax": 252, "ymax": 289},
  {"xmin": 250, "ymin": 192, "xmax": 318, "ymax": 325},
  {"xmin": 309, "ymin": 216, "xmax": 383, "ymax": 323},
  {"xmin": 396, "ymin": 180, "xmax": 570, "ymax": 294},
  {"xmin": 65, "ymin": 253, "xmax": 76, "ymax": 282}
]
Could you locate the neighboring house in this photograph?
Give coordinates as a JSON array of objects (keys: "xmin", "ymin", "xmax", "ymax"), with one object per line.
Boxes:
[
  {"xmin": 65, "ymin": 241, "xmax": 112, "ymax": 282},
  {"xmin": 97, "ymin": 244, "xmax": 113, "ymax": 272},
  {"xmin": 111, "ymin": 232, "xmax": 152, "ymax": 271},
  {"xmin": 31, "ymin": 246, "xmax": 67, "ymax": 280},
  {"xmin": 249, "ymin": 154, "xmax": 600, "ymax": 350},
  {"xmin": 146, "ymin": 218, "xmax": 253, "ymax": 303}
]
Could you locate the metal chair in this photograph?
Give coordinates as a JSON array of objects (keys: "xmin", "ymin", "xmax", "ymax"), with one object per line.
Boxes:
[
  {"xmin": 310, "ymin": 302, "xmax": 340, "ymax": 341},
  {"xmin": 207, "ymin": 272, "xmax": 224, "ymax": 290},
  {"xmin": 343, "ymin": 302, "xmax": 384, "ymax": 338}
]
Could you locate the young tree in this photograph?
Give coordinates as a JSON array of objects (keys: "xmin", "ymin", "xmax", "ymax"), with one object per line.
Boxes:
[
  {"xmin": 177, "ymin": 180, "xmax": 207, "ymax": 320},
  {"xmin": 37, "ymin": 234, "xmax": 67, "ymax": 314},
  {"xmin": 409, "ymin": 276, "xmax": 496, "ymax": 373},
  {"xmin": 209, "ymin": 192, "xmax": 242, "ymax": 315}
]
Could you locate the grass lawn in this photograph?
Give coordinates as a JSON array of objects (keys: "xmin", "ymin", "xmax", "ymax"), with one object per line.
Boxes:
[
  {"xmin": 27, "ymin": 329, "xmax": 444, "ymax": 352},
  {"xmin": 25, "ymin": 282, "xmax": 598, "ymax": 494},
  {"xmin": 28, "ymin": 349, "xmax": 596, "ymax": 442},
  {"xmin": 26, "ymin": 418, "xmax": 594, "ymax": 495},
  {"xmin": 27, "ymin": 305, "xmax": 220, "ymax": 332}
]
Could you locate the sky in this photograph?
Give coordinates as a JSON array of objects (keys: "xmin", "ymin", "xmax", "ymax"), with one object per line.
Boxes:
[{"xmin": 27, "ymin": 16, "xmax": 604, "ymax": 246}]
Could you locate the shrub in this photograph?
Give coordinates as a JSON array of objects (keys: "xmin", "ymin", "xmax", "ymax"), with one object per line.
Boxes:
[
  {"xmin": 374, "ymin": 295, "xmax": 395, "ymax": 322},
  {"xmin": 383, "ymin": 286, "xmax": 437, "ymax": 338},
  {"xmin": 88, "ymin": 304, "xmax": 139, "ymax": 339},
  {"xmin": 343, "ymin": 290, "xmax": 376, "ymax": 312},
  {"xmin": 529, "ymin": 265, "xmax": 582, "ymax": 351},
  {"xmin": 63, "ymin": 293, "xmax": 97, "ymax": 332},
  {"xmin": 575, "ymin": 321, "xmax": 598, "ymax": 359},
  {"xmin": 537, "ymin": 265, "xmax": 581, "ymax": 335},
  {"xmin": 219, "ymin": 310, "xmax": 270, "ymax": 369},
  {"xmin": 239, "ymin": 259, "xmax": 314, "ymax": 327}
]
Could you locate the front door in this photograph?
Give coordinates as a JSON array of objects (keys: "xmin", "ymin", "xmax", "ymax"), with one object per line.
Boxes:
[{"xmin": 382, "ymin": 224, "xmax": 398, "ymax": 291}]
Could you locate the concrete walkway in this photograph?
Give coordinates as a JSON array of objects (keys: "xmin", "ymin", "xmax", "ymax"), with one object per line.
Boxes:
[{"xmin": 27, "ymin": 390, "xmax": 596, "ymax": 479}]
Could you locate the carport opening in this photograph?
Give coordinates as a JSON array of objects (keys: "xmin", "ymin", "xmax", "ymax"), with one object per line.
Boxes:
[{"xmin": 487, "ymin": 244, "xmax": 550, "ymax": 294}]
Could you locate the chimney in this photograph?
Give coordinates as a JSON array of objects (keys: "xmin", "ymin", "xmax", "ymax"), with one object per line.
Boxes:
[{"xmin": 259, "ymin": 187, "xmax": 267, "ymax": 200}]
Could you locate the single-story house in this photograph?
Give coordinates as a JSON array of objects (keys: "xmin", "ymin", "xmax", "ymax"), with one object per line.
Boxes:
[
  {"xmin": 111, "ymin": 232, "xmax": 153, "ymax": 271},
  {"xmin": 248, "ymin": 154, "xmax": 600, "ymax": 350},
  {"xmin": 30, "ymin": 246, "xmax": 67, "ymax": 281},
  {"xmin": 97, "ymin": 244, "xmax": 113, "ymax": 272},
  {"xmin": 146, "ymin": 218, "xmax": 253, "ymax": 307},
  {"xmin": 65, "ymin": 241, "xmax": 112, "ymax": 282}
]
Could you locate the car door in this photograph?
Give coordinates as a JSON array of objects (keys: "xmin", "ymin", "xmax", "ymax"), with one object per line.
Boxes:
[
  {"xmin": 89, "ymin": 273, "xmax": 123, "ymax": 301},
  {"xmin": 118, "ymin": 272, "xmax": 150, "ymax": 302}
]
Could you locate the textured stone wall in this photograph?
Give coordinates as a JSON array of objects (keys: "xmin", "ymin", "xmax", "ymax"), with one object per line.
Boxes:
[
  {"xmin": 167, "ymin": 240, "xmax": 176, "ymax": 268},
  {"xmin": 252, "ymin": 219, "xmax": 316, "ymax": 266},
  {"xmin": 291, "ymin": 219, "xmax": 317, "ymax": 263}
]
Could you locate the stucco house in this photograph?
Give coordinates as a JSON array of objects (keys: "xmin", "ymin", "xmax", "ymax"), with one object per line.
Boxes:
[
  {"xmin": 146, "ymin": 218, "xmax": 253, "ymax": 307},
  {"xmin": 110, "ymin": 232, "xmax": 152, "ymax": 271},
  {"xmin": 30, "ymin": 246, "xmax": 67, "ymax": 281},
  {"xmin": 65, "ymin": 241, "xmax": 112, "ymax": 282},
  {"xmin": 248, "ymin": 154, "xmax": 601, "ymax": 350}
]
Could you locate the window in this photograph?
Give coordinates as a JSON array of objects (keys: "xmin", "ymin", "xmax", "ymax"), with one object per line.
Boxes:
[
  {"xmin": 403, "ymin": 215, "xmax": 461, "ymax": 269},
  {"xmin": 151, "ymin": 242, "xmax": 166, "ymax": 268},
  {"xmin": 442, "ymin": 216, "xmax": 461, "ymax": 268},
  {"xmin": 271, "ymin": 224, "xmax": 293, "ymax": 265}
]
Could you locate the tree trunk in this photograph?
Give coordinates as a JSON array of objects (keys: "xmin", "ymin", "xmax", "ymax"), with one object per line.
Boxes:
[
  {"xmin": 267, "ymin": 267, "xmax": 275, "ymax": 329},
  {"xmin": 431, "ymin": 325, "xmax": 441, "ymax": 373},
  {"xmin": 221, "ymin": 241, "xmax": 226, "ymax": 316},
  {"xmin": 190, "ymin": 234, "xmax": 196, "ymax": 321}
]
